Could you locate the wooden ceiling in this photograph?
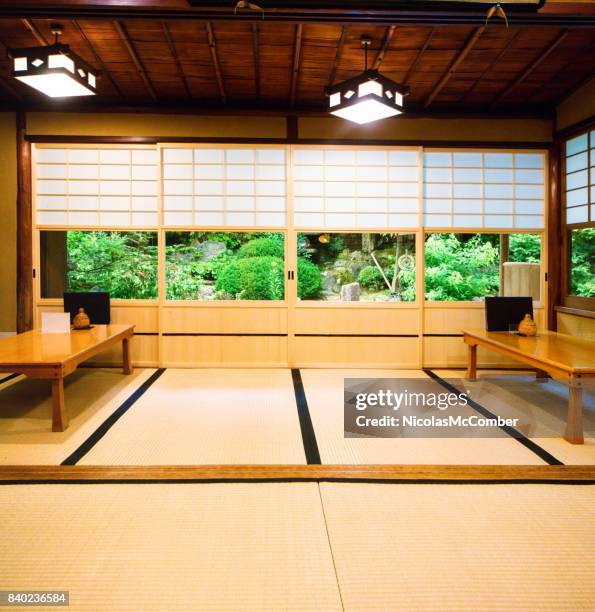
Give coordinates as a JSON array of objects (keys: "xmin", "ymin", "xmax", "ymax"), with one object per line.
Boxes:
[{"xmin": 0, "ymin": 1, "xmax": 593, "ymax": 116}]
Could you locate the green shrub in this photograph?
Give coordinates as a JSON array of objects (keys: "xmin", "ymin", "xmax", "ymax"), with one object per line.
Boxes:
[
  {"xmin": 358, "ymin": 265, "xmax": 386, "ymax": 290},
  {"xmin": 237, "ymin": 237, "xmax": 285, "ymax": 260},
  {"xmin": 216, "ymin": 256, "xmax": 284, "ymax": 300},
  {"xmin": 297, "ymin": 257, "xmax": 322, "ymax": 299}
]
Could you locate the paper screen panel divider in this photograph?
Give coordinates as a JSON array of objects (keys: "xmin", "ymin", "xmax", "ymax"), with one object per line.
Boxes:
[
  {"xmin": 423, "ymin": 150, "xmax": 545, "ymax": 230},
  {"xmin": 161, "ymin": 146, "xmax": 287, "ymax": 228},
  {"xmin": 34, "ymin": 146, "xmax": 159, "ymax": 228},
  {"xmin": 291, "ymin": 146, "xmax": 421, "ymax": 230}
]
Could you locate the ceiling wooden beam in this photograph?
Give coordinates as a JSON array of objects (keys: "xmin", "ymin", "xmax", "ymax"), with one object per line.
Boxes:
[
  {"xmin": 0, "ymin": 38, "xmax": 23, "ymax": 101},
  {"xmin": 161, "ymin": 21, "xmax": 191, "ymax": 100},
  {"xmin": 114, "ymin": 20, "xmax": 158, "ymax": 101},
  {"xmin": 1, "ymin": 3, "xmax": 591, "ymax": 28},
  {"xmin": 424, "ymin": 26, "xmax": 484, "ymax": 108},
  {"xmin": 252, "ymin": 23, "xmax": 260, "ymax": 101},
  {"xmin": 403, "ymin": 27, "xmax": 434, "ymax": 85},
  {"xmin": 490, "ymin": 28, "xmax": 570, "ymax": 107},
  {"xmin": 327, "ymin": 25, "xmax": 347, "ymax": 86},
  {"xmin": 372, "ymin": 25, "xmax": 396, "ymax": 70},
  {"xmin": 462, "ymin": 29, "xmax": 521, "ymax": 102},
  {"xmin": 71, "ymin": 19, "xmax": 124, "ymax": 99},
  {"xmin": 289, "ymin": 23, "xmax": 303, "ymax": 107},
  {"xmin": 205, "ymin": 21, "xmax": 226, "ymax": 105},
  {"xmin": 21, "ymin": 18, "xmax": 49, "ymax": 45}
]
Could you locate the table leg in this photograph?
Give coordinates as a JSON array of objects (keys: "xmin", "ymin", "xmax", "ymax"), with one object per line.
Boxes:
[
  {"xmin": 122, "ymin": 337, "xmax": 133, "ymax": 375},
  {"xmin": 51, "ymin": 378, "xmax": 68, "ymax": 432},
  {"xmin": 466, "ymin": 343, "xmax": 477, "ymax": 381},
  {"xmin": 564, "ymin": 384, "xmax": 584, "ymax": 445}
]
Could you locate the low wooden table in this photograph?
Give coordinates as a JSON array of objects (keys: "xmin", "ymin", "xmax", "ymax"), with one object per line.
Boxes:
[
  {"xmin": 0, "ymin": 324, "xmax": 134, "ymax": 432},
  {"xmin": 462, "ymin": 328, "xmax": 595, "ymax": 445}
]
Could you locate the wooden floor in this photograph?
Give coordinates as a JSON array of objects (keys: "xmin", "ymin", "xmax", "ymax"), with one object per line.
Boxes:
[{"xmin": 1, "ymin": 464, "xmax": 594, "ymax": 482}]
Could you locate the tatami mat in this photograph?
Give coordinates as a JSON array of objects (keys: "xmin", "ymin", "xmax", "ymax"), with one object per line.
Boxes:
[
  {"xmin": 0, "ymin": 368, "xmax": 155, "ymax": 465},
  {"xmin": 301, "ymin": 369, "xmax": 547, "ymax": 465},
  {"xmin": 0, "ymin": 483, "xmax": 342, "ymax": 611},
  {"xmin": 321, "ymin": 482, "xmax": 595, "ymax": 610},
  {"xmin": 434, "ymin": 369, "xmax": 595, "ymax": 466},
  {"xmin": 79, "ymin": 369, "xmax": 306, "ymax": 465}
]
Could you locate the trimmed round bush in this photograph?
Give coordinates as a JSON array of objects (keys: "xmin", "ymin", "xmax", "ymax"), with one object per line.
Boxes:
[
  {"xmin": 297, "ymin": 257, "xmax": 322, "ymax": 299},
  {"xmin": 216, "ymin": 256, "xmax": 284, "ymax": 300},
  {"xmin": 237, "ymin": 237, "xmax": 284, "ymax": 260},
  {"xmin": 358, "ymin": 265, "xmax": 386, "ymax": 291}
]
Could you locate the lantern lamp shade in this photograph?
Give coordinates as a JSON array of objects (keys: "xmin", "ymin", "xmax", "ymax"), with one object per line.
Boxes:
[
  {"xmin": 326, "ymin": 70, "xmax": 409, "ymax": 125},
  {"xmin": 10, "ymin": 43, "xmax": 98, "ymax": 97}
]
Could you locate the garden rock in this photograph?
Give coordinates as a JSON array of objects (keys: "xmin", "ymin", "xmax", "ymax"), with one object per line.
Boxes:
[
  {"xmin": 199, "ymin": 241, "xmax": 227, "ymax": 261},
  {"xmin": 340, "ymin": 282, "xmax": 360, "ymax": 301}
]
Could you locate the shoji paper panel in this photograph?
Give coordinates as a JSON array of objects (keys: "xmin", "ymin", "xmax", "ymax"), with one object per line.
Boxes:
[
  {"xmin": 423, "ymin": 150, "xmax": 546, "ymax": 229},
  {"xmin": 292, "ymin": 148, "xmax": 420, "ymax": 229},
  {"xmin": 564, "ymin": 131, "xmax": 594, "ymax": 225},
  {"xmin": 35, "ymin": 147, "xmax": 159, "ymax": 227},
  {"xmin": 162, "ymin": 147, "xmax": 287, "ymax": 227}
]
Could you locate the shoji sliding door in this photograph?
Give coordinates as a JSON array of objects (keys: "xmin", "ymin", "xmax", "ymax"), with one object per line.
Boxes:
[{"xmin": 32, "ymin": 142, "xmax": 548, "ymax": 369}]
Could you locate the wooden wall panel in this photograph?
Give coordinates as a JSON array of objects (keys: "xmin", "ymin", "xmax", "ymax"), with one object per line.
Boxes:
[
  {"xmin": 161, "ymin": 335, "xmax": 288, "ymax": 367},
  {"xmin": 294, "ymin": 306, "xmax": 419, "ymax": 335},
  {"xmin": 424, "ymin": 305, "xmax": 545, "ymax": 335},
  {"xmin": 293, "ymin": 336, "xmax": 419, "ymax": 368},
  {"xmin": 85, "ymin": 335, "xmax": 159, "ymax": 367},
  {"xmin": 423, "ymin": 336, "xmax": 522, "ymax": 369},
  {"xmin": 162, "ymin": 306, "xmax": 287, "ymax": 334},
  {"xmin": 557, "ymin": 312, "xmax": 595, "ymax": 341}
]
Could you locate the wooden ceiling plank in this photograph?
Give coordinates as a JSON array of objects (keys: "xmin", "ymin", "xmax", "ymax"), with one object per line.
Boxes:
[
  {"xmin": 71, "ymin": 19, "xmax": 124, "ymax": 99},
  {"xmin": 403, "ymin": 27, "xmax": 435, "ymax": 85},
  {"xmin": 327, "ymin": 25, "xmax": 347, "ymax": 86},
  {"xmin": 114, "ymin": 20, "xmax": 158, "ymax": 101},
  {"xmin": 205, "ymin": 21, "xmax": 226, "ymax": 105},
  {"xmin": 372, "ymin": 24, "xmax": 396, "ymax": 70},
  {"xmin": 490, "ymin": 28, "xmax": 570, "ymax": 107},
  {"xmin": 252, "ymin": 23, "xmax": 260, "ymax": 101},
  {"xmin": 424, "ymin": 26, "xmax": 485, "ymax": 108},
  {"xmin": 462, "ymin": 30, "xmax": 521, "ymax": 102},
  {"xmin": 525, "ymin": 36, "xmax": 595, "ymax": 103},
  {"xmin": 21, "ymin": 18, "xmax": 49, "ymax": 45},
  {"xmin": 161, "ymin": 21, "xmax": 192, "ymax": 99},
  {"xmin": 289, "ymin": 23, "xmax": 303, "ymax": 107}
]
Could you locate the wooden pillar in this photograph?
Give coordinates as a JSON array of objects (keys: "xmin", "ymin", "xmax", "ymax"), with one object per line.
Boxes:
[
  {"xmin": 547, "ymin": 140, "xmax": 561, "ymax": 331},
  {"xmin": 16, "ymin": 111, "xmax": 33, "ymax": 333},
  {"xmin": 499, "ymin": 234, "xmax": 509, "ymax": 296}
]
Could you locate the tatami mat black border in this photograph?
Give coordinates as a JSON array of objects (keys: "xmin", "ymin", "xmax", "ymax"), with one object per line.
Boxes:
[
  {"xmin": 60, "ymin": 368, "xmax": 166, "ymax": 465},
  {"xmin": 423, "ymin": 368, "xmax": 564, "ymax": 466},
  {"xmin": 295, "ymin": 333, "xmax": 418, "ymax": 338},
  {"xmin": 2, "ymin": 478, "xmax": 594, "ymax": 486},
  {"xmin": 163, "ymin": 333, "xmax": 288, "ymax": 337},
  {"xmin": 0, "ymin": 373, "xmax": 20, "ymax": 385},
  {"xmin": 291, "ymin": 368, "xmax": 321, "ymax": 465}
]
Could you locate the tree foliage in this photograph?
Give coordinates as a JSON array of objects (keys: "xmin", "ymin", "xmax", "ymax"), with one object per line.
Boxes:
[
  {"xmin": 66, "ymin": 231, "xmax": 158, "ymax": 299},
  {"xmin": 570, "ymin": 228, "xmax": 595, "ymax": 298},
  {"xmin": 424, "ymin": 233, "xmax": 499, "ymax": 301}
]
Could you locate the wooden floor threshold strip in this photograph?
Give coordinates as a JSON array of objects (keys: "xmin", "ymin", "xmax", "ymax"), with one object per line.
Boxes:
[{"xmin": 1, "ymin": 465, "xmax": 594, "ymax": 484}]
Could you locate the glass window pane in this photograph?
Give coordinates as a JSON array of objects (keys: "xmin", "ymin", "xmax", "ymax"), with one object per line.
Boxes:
[
  {"xmin": 297, "ymin": 232, "xmax": 416, "ymax": 302},
  {"xmin": 40, "ymin": 231, "xmax": 158, "ymax": 299},
  {"xmin": 425, "ymin": 233, "xmax": 541, "ymax": 301},
  {"xmin": 165, "ymin": 232, "xmax": 285, "ymax": 301},
  {"xmin": 569, "ymin": 228, "xmax": 595, "ymax": 297}
]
